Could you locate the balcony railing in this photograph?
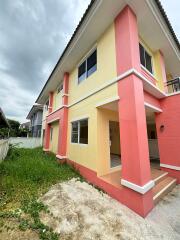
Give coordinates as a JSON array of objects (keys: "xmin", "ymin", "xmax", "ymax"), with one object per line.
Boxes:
[{"xmin": 167, "ymin": 77, "xmax": 180, "ymax": 93}]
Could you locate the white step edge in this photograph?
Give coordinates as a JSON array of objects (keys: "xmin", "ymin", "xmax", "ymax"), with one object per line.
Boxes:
[
  {"xmin": 154, "ymin": 172, "xmax": 168, "ymax": 183},
  {"xmin": 153, "ymin": 179, "xmax": 177, "ymax": 201}
]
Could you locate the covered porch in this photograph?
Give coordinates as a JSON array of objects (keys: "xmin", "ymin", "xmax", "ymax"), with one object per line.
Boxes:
[
  {"xmin": 96, "ymin": 97, "xmax": 161, "ymax": 175},
  {"xmin": 96, "ymin": 96, "xmax": 177, "ymax": 206},
  {"xmin": 99, "ymin": 167, "xmax": 176, "ymax": 205}
]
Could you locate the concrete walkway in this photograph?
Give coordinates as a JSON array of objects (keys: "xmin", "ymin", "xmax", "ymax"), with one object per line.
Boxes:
[{"xmin": 41, "ymin": 179, "xmax": 180, "ymax": 240}]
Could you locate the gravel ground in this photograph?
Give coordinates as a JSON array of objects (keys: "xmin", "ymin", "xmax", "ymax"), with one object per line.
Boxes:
[{"xmin": 40, "ymin": 178, "xmax": 180, "ymax": 240}]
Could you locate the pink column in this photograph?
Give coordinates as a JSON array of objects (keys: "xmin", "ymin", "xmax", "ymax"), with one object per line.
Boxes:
[
  {"xmin": 43, "ymin": 123, "xmax": 51, "ymax": 151},
  {"xmin": 56, "ymin": 72, "xmax": 69, "ymax": 160},
  {"xmin": 43, "ymin": 92, "xmax": 53, "ymax": 151},
  {"xmin": 48, "ymin": 92, "xmax": 54, "ymax": 114},
  {"xmin": 156, "ymin": 95, "xmax": 180, "ymax": 183},
  {"xmin": 115, "ymin": 6, "xmax": 153, "ymax": 217}
]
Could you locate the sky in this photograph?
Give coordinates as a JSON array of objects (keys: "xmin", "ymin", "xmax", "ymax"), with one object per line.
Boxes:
[{"xmin": 0, "ymin": 0, "xmax": 179, "ymax": 123}]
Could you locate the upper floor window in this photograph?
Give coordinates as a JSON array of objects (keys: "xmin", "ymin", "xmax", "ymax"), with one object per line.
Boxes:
[
  {"xmin": 45, "ymin": 100, "xmax": 49, "ymax": 111},
  {"xmin": 78, "ymin": 50, "xmax": 97, "ymax": 84},
  {"xmin": 139, "ymin": 43, "xmax": 153, "ymax": 74},
  {"xmin": 57, "ymin": 84, "xmax": 63, "ymax": 94}
]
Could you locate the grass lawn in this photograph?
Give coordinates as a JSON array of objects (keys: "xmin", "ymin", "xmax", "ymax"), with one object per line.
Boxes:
[{"xmin": 0, "ymin": 147, "xmax": 80, "ymax": 239}]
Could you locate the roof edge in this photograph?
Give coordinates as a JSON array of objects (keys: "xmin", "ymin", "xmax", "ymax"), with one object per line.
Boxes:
[
  {"xmin": 155, "ymin": 0, "xmax": 180, "ymax": 51},
  {"xmin": 26, "ymin": 104, "xmax": 43, "ymax": 120},
  {"xmin": 36, "ymin": 0, "xmax": 96, "ymax": 103},
  {"xmin": 36, "ymin": 0, "xmax": 180, "ymax": 104}
]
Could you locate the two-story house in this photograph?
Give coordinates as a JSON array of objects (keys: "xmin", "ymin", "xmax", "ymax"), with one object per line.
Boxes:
[
  {"xmin": 36, "ymin": 0, "xmax": 180, "ymax": 217},
  {"xmin": 27, "ymin": 104, "xmax": 43, "ymax": 138}
]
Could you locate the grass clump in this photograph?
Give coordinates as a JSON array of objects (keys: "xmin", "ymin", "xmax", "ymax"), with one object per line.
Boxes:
[
  {"xmin": 0, "ymin": 147, "xmax": 80, "ymax": 239},
  {"xmin": 0, "ymin": 147, "xmax": 79, "ymax": 209}
]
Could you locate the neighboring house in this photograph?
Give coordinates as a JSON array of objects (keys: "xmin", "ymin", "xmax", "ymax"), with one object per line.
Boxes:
[
  {"xmin": 19, "ymin": 121, "xmax": 30, "ymax": 130},
  {"xmin": 26, "ymin": 104, "xmax": 43, "ymax": 138},
  {"xmin": 19, "ymin": 122, "xmax": 30, "ymax": 137},
  {"xmin": 36, "ymin": 0, "xmax": 180, "ymax": 217}
]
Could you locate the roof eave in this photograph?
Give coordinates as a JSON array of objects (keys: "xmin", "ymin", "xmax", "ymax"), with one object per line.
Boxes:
[{"xmin": 36, "ymin": 0, "xmax": 180, "ymax": 104}]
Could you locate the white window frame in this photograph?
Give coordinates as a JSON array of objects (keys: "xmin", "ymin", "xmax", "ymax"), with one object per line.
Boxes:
[
  {"xmin": 71, "ymin": 118, "xmax": 88, "ymax": 145},
  {"xmin": 139, "ymin": 42, "xmax": 154, "ymax": 76},
  {"xmin": 77, "ymin": 45, "xmax": 97, "ymax": 85}
]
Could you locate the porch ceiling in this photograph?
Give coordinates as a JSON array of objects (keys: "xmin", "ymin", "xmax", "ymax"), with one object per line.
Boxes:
[{"xmin": 97, "ymin": 100, "xmax": 118, "ymax": 112}]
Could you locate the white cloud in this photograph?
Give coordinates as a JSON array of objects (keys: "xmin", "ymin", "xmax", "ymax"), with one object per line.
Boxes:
[
  {"xmin": 0, "ymin": 0, "xmax": 179, "ymax": 123},
  {"xmin": 0, "ymin": 0, "xmax": 90, "ymax": 123}
]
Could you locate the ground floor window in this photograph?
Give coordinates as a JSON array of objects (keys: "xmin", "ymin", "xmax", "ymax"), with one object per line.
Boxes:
[{"xmin": 71, "ymin": 119, "xmax": 88, "ymax": 144}]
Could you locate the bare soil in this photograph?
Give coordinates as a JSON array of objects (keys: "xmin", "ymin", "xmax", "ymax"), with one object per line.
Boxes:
[{"xmin": 39, "ymin": 179, "xmax": 180, "ymax": 240}]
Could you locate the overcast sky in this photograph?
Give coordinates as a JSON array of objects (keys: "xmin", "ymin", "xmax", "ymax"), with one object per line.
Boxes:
[{"xmin": 0, "ymin": 0, "xmax": 179, "ymax": 123}]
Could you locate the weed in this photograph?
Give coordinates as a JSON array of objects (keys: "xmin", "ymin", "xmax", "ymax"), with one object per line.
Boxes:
[{"xmin": 0, "ymin": 147, "xmax": 80, "ymax": 239}]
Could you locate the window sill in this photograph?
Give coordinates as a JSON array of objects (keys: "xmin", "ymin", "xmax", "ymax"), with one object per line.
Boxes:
[
  {"xmin": 70, "ymin": 142, "xmax": 88, "ymax": 146},
  {"xmin": 77, "ymin": 69, "xmax": 97, "ymax": 85},
  {"xmin": 141, "ymin": 65, "xmax": 155, "ymax": 79}
]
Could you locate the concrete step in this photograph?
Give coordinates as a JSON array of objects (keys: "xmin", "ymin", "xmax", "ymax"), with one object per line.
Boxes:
[
  {"xmin": 153, "ymin": 176, "xmax": 177, "ymax": 205},
  {"xmin": 152, "ymin": 169, "xmax": 168, "ymax": 184}
]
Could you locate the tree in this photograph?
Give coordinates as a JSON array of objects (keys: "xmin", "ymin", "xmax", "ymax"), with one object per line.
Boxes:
[
  {"xmin": 8, "ymin": 119, "xmax": 20, "ymax": 137},
  {"xmin": 0, "ymin": 119, "xmax": 21, "ymax": 138}
]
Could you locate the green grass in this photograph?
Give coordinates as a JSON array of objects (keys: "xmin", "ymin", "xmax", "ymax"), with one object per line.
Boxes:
[{"xmin": 0, "ymin": 147, "xmax": 79, "ymax": 210}]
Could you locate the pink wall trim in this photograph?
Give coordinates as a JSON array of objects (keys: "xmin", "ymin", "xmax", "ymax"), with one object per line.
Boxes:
[
  {"xmin": 115, "ymin": 6, "xmax": 141, "ymax": 74},
  {"xmin": 46, "ymin": 108, "xmax": 62, "ymax": 123},
  {"xmin": 62, "ymin": 72, "xmax": 69, "ymax": 105},
  {"xmin": 44, "ymin": 122, "xmax": 50, "ymax": 150},
  {"xmin": 66, "ymin": 158, "xmax": 153, "ymax": 217},
  {"xmin": 48, "ymin": 92, "xmax": 54, "ymax": 114},
  {"xmin": 144, "ymin": 91, "xmax": 161, "ymax": 109},
  {"xmin": 156, "ymin": 94, "xmax": 180, "ymax": 168},
  {"xmin": 57, "ymin": 72, "xmax": 69, "ymax": 157},
  {"xmin": 159, "ymin": 51, "xmax": 168, "ymax": 93},
  {"xmin": 43, "ymin": 91, "xmax": 54, "ymax": 149},
  {"xmin": 57, "ymin": 108, "xmax": 68, "ymax": 156},
  {"xmin": 161, "ymin": 167, "xmax": 180, "ymax": 184},
  {"xmin": 114, "ymin": 5, "xmax": 153, "ymax": 216},
  {"xmin": 118, "ymin": 74, "xmax": 151, "ymax": 186},
  {"xmin": 141, "ymin": 68, "xmax": 157, "ymax": 85}
]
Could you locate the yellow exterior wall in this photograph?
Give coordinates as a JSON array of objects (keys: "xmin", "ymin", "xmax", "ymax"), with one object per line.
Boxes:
[
  {"xmin": 97, "ymin": 109, "xmax": 119, "ymax": 176},
  {"xmin": 49, "ymin": 121, "xmax": 59, "ymax": 154},
  {"xmin": 41, "ymin": 106, "xmax": 48, "ymax": 133},
  {"xmin": 140, "ymin": 38, "xmax": 166, "ymax": 92},
  {"xmin": 67, "ymin": 23, "xmax": 118, "ymax": 175},
  {"xmin": 167, "ymin": 73, "xmax": 173, "ymax": 93},
  {"xmin": 154, "ymin": 51, "xmax": 165, "ymax": 91},
  {"xmin": 67, "ymin": 83, "xmax": 118, "ymax": 175},
  {"xmin": 68, "ymin": 23, "xmax": 116, "ymax": 105},
  {"xmin": 52, "ymin": 89, "xmax": 63, "ymax": 112}
]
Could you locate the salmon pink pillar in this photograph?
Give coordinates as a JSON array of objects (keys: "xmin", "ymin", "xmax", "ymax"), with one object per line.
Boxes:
[
  {"xmin": 56, "ymin": 72, "xmax": 69, "ymax": 160},
  {"xmin": 115, "ymin": 6, "xmax": 154, "ymax": 217},
  {"xmin": 43, "ymin": 92, "xmax": 53, "ymax": 151}
]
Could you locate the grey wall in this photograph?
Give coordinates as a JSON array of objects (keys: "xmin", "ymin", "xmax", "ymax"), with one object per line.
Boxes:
[{"xmin": 30, "ymin": 110, "xmax": 43, "ymax": 137}]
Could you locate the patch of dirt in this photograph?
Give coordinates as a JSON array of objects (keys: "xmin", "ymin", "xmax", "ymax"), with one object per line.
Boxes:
[
  {"xmin": 40, "ymin": 179, "xmax": 180, "ymax": 240},
  {"xmin": 0, "ymin": 218, "xmax": 39, "ymax": 240}
]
